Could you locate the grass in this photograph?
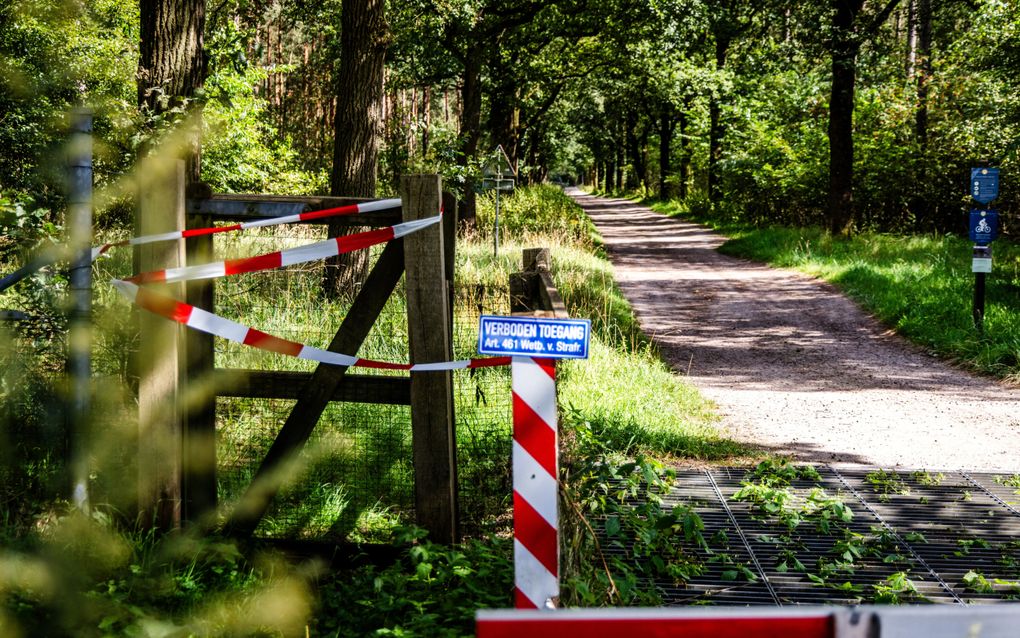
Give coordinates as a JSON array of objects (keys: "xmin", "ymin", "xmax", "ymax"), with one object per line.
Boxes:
[
  {"xmin": 652, "ymin": 198, "xmax": 1020, "ymax": 382},
  {"xmin": 0, "ymin": 183, "xmax": 745, "ymax": 636}
]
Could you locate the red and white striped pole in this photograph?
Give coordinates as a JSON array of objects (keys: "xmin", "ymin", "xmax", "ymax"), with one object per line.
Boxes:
[{"xmin": 511, "ymin": 356, "xmax": 559, "ymax": 609}]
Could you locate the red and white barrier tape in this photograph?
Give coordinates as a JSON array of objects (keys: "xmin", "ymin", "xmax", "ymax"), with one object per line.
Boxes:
[
  {"xmin": 125, "ymin": 214, "xmax": 440, "ymax": 285},
  {"xmin": 92, "ymin": 198, "xmax": 401, "ymax": 260},
  {"xmin": 111, "ymin": 279, "xmax": 511, "ymax": 372},
  {"xmin": 511, "ymin": 356, "xmax": 559, "ymax": 609}
]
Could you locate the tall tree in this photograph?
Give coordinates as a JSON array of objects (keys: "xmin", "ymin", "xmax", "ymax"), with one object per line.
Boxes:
[
  {"xmin": 324, "ymin": 0, "xmax": 388, "ymax": 295},
  {"xmin": 706, "ymin": 0, "xmax": 760, "ymax": 203},
  {"xmin": 137, "ymin": 0, "xmax": 206, "ymax": 182},
  {"xmin": 826, "ymin": 0, "xmax": 901, "ymax": 234}
]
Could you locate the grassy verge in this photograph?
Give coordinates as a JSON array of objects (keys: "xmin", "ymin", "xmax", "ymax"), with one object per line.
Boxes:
[{"xmin": 652, "ymin": 198, "xmax": 1020, "ymax": 383}]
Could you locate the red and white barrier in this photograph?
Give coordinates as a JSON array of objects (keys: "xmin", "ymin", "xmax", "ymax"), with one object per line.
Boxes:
[
  {"xmin": 125, "ymin": 214, "xmax": 440, "ymax": 285},
  {"xmin": 93, "ymin": 197, "xmax": 401, "ymax": 260},
  {"xmin": 111, "ymin": 279, "xmax": 511, "ymax": 372},
  {"xmin": 511, "ymin": 356, "xmax": 559, "ymax": 609},
  {"xmin": 477, "ymin": 605, "xmax": 1020, "ymax": 638},
  {"xmin": 477, "ymin": 608, "xmax": 834, "ymax": 638}
]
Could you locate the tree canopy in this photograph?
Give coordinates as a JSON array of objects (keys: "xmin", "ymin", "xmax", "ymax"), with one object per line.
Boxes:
[{"xmin": 1, "ymin": 0, "xmax": 1017, "ymax": 235}]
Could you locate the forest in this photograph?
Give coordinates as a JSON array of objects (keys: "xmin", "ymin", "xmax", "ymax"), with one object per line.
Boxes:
[
  {"xmin": 3, "ymin": 0, "xmax": 1017, "ymax": 237},
  {"xmin": 3, "ymin": 0, "xmax": 1020, "ymax": 635}
]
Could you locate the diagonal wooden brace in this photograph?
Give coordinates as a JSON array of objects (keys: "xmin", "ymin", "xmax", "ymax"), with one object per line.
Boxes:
[{"xmin": 224, "ymin": 239, "xmax": 406, "ymax": 536}]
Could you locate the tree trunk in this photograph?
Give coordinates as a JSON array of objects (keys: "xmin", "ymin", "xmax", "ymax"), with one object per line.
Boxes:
[
  {"xmin": 827, "ymin": 0, "xmax": 863, "ymax": 235},
  {"xmin": 625, "ymin": 111, "xmax": 643, "ymax": 190},
  {"xmin": 912, "ymin": 0, "xmax": 932, "ymax": 227},
  {"xmin": 422, "ymin": 85, "xmax": 431, "ymax": 157},
  {"xmin": 458, "ymin": 43, "xmax": 484, "ymax": 225},
  {"xmin": 658, "ymin": 102, "xmax": 676, "ymax": 201},
  {"xmin": 708, "ymin": 36, "xmax": 730, "ymax": 204},
  {"xmin": 325, "ymin": 0, "xmax": 387, "ymax": 297},
  {"xmin": 137, "ymin": 0, "xmax": 205, "ymax": 182},
  {"xmin": 678, "ymin": 108, "xmax": 690, "ymax": 199},
  {"xmin": 905, "ymin": 0, "xmax": 917, "ymax": 78},
  {"xmin": 615, "ymin": 122, "xmax": 625, "ymax": 191},
  {"xmin": 914, "ymin": 0, "xmax": 931, "ymax": 149}
]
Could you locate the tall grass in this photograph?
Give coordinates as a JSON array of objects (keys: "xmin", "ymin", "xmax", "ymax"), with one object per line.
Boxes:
[{"xmin": 654, "ymin": 198, "xmax": 1020, "ymax": 382}]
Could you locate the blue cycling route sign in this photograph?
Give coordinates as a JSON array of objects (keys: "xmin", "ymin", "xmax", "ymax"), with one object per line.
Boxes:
[
  {"xmin": 969, "ymin": 209, "xmax": 999, "ymax": 245},
  {"xmin": 477, "ymin": 315, "xmax": 591, "ymax": 359},
  {"xmin": 971, "ymin": 167, "xmax": 1000, "ymax": 204}
]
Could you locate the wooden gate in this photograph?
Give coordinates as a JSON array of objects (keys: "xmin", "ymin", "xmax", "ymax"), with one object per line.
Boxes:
[{"xmin": 137, "ymin": 172, "xmax": 461, "ymax": 543}]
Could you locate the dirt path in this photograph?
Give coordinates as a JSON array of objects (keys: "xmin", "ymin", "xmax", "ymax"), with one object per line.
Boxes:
[{"xmin": 569, "ymin": 189, "xmax": 1020, "ymax": 471}]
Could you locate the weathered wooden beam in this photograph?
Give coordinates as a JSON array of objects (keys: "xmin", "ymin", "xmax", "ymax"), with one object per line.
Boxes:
[
  {"xmin": 536, "ymin": 269, "xmax": 569, "ymax": 319},
  {"xmin": 182, "ymin": 205, "xmax": 218, "ymax": 525},
  {"xmin": 224, "ymin": 239, "xmax": 406, "ymax": 537},
  {"xmin": 214, "ymin": 370, "xmax": 411, "ymax": 405},
  {"xmin": 136, "ymin": 158, "xmax": 187, "ymax": 531},
  {"xmin": 187, "ymin": 194, "xmax": 401, "ymax": 227},
  {"xmin": 511, "ymin": 248, "xmax": 569, "ymax": 318},
  {"xmin": 442, "ymin": 191, "xmax": 458, "ymax": 347},
  {"xmin": 403, "ymin": 175, "xmax": 458, "ymax": 544}
]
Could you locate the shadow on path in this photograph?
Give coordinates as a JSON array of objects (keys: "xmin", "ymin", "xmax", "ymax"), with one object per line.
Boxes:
[{"xmin": 569, "ymin": 189, "xmax": 1020, "ymax": 471}]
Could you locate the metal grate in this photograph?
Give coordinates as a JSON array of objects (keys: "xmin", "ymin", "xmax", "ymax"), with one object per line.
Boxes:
[{"xmin": 657, "ymin": 467, "xmax": 1020, "ymax": 606}]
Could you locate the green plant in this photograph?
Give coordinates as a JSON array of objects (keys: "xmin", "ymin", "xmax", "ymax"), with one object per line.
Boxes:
[
  {"xmin": 749, "ymin": 459, "xmax": 821, "ymax": 487},
  {"xmin": 313, "ymin": 528, "xmax": 513, "ymax": 637},
  {"xmin": 560, "ymin": 420, "xmax": 709, "ymax": 606},
  {"xmin": 994, "ymin": 474, "xmax": 1020, "ymax": 494},
  {"xmin": 866, "ymin": 470, "xmax": 910, "ymax": 502},
  {"xmin": 872, "ymin": 571, "xmax": 926, "ymax": 604},
  {"xmin": 954, "ymin": 538, "xmax": 992, "ymax": 557},
  {"xmin": 911, "ymin": 471, "xmax": 945, "ymax": 487}
]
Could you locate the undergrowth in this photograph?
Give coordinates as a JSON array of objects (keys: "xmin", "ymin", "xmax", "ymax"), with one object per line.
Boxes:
[{"xmin": 1, "ymin": 184, "xmax": 743, "ymax": 635}]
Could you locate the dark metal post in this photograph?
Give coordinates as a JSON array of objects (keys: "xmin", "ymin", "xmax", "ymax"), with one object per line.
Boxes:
[
  {"xmin": 974, "ymin": 272, "xmax": 986, "ymax": 331},
  {"xmin": 67, "ymin": 109, "xmax": 93, "ymax": 513},
  {"xmin": 972, "ymin": 244, "xmax": 992, "ymax": 332}
]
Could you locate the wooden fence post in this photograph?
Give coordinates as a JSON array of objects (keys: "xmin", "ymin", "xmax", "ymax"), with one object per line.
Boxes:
[
  {"xmin": 136, "ymin": 158, "xmax": 187, "ymax": 530},
  {"xmin": 183, "ymin": 181, "xmax": 217, "ymax": 525},
  {"xmin": 402, "ymin": 174, "xmax": 458, "ymax": 544}
]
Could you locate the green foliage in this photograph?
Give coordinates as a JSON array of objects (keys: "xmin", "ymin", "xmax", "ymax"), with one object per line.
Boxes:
[
  {"xmin": 872, "ymin": 571, "xmax": 925, "ymax": 604},
  {"xmin": 200, "ymin": 20, "xmax": 326, "ymax": 195},
  {"xmin": 961, "ymin": 570, "xmax": 1020, "ymax": 596},
  {"xmin": 560, "ymin": 420, "xmax": 709, "ymax": 606},
  {"xmin": 2, "ymin": 511, "xmax": 314, "ymax": 637},
  {"xmin": 866, "ymin": 470, "xmax": 911, "ymax": 502},
  {"xmin": 0, "ymin": 0, "xmax": 138, "ymax": 201},
  {"xmin": 314, "ymin": 529, "xmax": 513, "ymax": 637},
  {"xmin": 473, "ymin": 184, "xmax": 601, "ymax": 252}
]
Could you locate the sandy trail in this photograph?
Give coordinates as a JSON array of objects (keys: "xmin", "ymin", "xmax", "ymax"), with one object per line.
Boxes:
[{"xmin": 569, "ymin": 189, "xmax": 1020, "ymax": 471}]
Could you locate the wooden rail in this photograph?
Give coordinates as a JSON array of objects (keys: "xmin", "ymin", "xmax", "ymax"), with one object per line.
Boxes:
[{"xmin": 510, "ymin": 248, "xmax": 568, "ymax": 318}]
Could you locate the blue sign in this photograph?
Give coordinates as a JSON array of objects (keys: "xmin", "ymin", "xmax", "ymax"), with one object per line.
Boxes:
[
  {"xmin": 969, "ymin": 209, "xmax": 999, "ymax": 245},
  {"xmin": 478, "ymin": 315, "xmax": 591, "ymax": 359},
  {"xmin": 971, "ymin": 167, "xmax": 1000, "ymax": 204}
]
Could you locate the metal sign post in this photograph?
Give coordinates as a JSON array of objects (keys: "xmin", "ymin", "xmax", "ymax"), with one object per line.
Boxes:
[
  {"xmin": 67, "ymin": 109, "xmax": 93, "ymax": 514},
  {"xmin": 968, "ymin": 168, "xmax": 1000, "ymax": 332},
  {"xmin": 481, "ymin": 146, "xmax": 517, "ymax": 258}
]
